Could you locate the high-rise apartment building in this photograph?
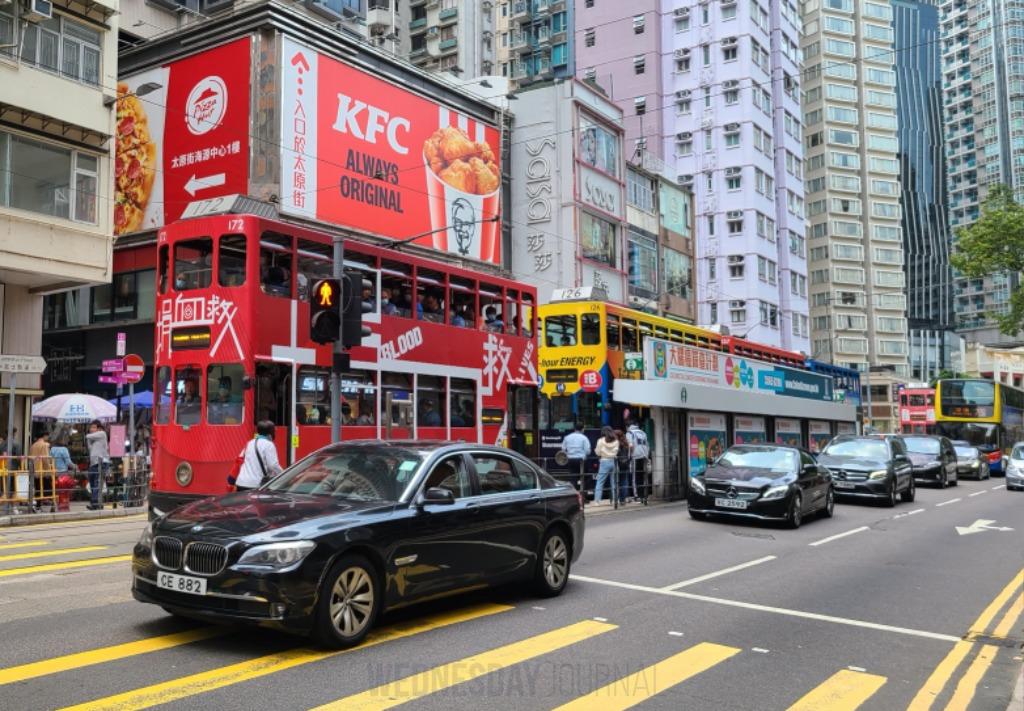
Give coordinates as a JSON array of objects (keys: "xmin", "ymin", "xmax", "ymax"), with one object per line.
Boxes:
[
  {"xmin": 894, "ymin": 0, "xmax": 958, "ymax": 380},
  {"xmin": 942, "ymin": 0, "xmax": 1024, "ymax": 345},
  {"xmin": 802, "ymin": 0, "xmax": 909, "ymax": 375},
  {"xmin": 408, "ymin": 0, "xmax": 496, "ymax": 76},
  {"xmin": 575, "ymin": 0, "xmax": 810, "ymax": 352},
  {"xmin": 496, "ymin": 0, "xmax": 573, "ymax": 87}
]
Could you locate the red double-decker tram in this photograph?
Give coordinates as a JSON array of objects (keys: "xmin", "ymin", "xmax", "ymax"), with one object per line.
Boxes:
[
  {"xmin": 899, "ymin": 386, "xmax": 936, "ymax": 434},
  {"xmin": 149, "ymin": 213, "xmax": 539, "ymax": 516}
]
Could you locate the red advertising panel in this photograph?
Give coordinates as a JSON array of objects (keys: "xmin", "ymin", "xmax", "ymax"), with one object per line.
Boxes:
[
  {"xmin": 114, "ymin": 38, "xmax": 251, "ymax": 235},
  {"xmin": 280, "ymin": 36, "xmax": 502, "ymax": 264}
]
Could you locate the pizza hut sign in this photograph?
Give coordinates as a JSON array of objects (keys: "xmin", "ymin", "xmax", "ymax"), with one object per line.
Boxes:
[{"xmin": 186, "ymin": 77, "xmax": 228, "ymax": 136}]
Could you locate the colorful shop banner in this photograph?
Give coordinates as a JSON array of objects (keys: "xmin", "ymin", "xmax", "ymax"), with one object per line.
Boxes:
[
  {"xmin": 688, "ymin": 412, "xmax": 727, "ymax": 477},
  {"xmin": 644, "ymin": 338, "xmax": 834, "ymax": 402},
  {"xmin": 733, "ymin": 416, "xmax": 767, "ymax": 445},
  {"xmin": 808, "ymin": 420, "xmax": 833, "ymax": 453},
  {"xmin": 280, "ymin": 36, "xmax": 502, "ymax": 264},
  {"xmin": 775, "ymin": 418, "xmax": 803, "ymax": 447}
]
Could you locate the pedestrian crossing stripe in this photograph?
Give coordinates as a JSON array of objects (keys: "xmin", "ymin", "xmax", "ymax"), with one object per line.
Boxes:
[
  {"xmin": 0, "ymin": 545, "xmax": 108, "ymax": 563},
  {"xmin": 58, "ymin": 603, "xmax": 512, "ymax": 711},
  {"xmin": 552, "ymin": 642, "xmax": 741, "ymax": 711},
  {"xmin": 0, "ymin": 540, "xmax": 48, "ymax": 550},
  {"xmin": 785, "ymin": 669, "xmax": 887, "ymax": 711},
  {"xmin": 311, "ymin": 620, "xmax": 617, "ymax": 711},
  {"xmin": 0, "ymin": 555, "xmax": 132, "ymax": 578}
]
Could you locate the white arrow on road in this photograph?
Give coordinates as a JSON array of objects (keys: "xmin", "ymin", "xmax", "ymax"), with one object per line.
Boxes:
[
  {"xmin": 185, "ymin": 173, "xmax": 226, "ymax": 196},
  {"xmin": 955, "ymin": 519, "xmax": 1015, "ymax": 536}
]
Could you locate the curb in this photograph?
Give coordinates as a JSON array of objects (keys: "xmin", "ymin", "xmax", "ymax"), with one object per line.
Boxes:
[
  {"xmin": 584, "ymin": 500, "xmax": 686, "ymax": 517},
  {"xmin": 0, "ymin": 506, "xmax": 147, "ymax": 527},
  {"xmin": 1009, "ymin": 661, "xmax": 1023, "ymax": 711}
]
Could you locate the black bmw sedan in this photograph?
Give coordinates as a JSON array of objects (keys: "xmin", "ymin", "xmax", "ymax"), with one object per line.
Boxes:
[
  {"xmin": 132, "ymin": 441, "xmax": 584, "ymax": 648},
  {"xmin": 687, "ymin": 445, "xmax": 834, "ymax": 528}
]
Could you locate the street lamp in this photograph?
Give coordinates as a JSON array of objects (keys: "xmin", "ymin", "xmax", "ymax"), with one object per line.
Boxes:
[{"xmin": 103, "ymin": 82, "xmax": 162, "ymax": 108}]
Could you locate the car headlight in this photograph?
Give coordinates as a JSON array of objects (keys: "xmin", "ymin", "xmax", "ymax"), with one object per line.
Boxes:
[
  {"xmin": 690, "ymin": 477, "xmax": 706, "ymax": 495},
  {"xmin": 232, "ymin": 541, "xmax": 316, "ymax": 572},
  {"xmin": 970, "ymin": 461, "xmax": 980, "ymax": 468},
  {"xmin": 761, "ymin": 484, "xmax": 790, "ymax": 501},
  {"xmin": 868, "ymin": 470, "xmax": 889, "ymax": 480},
  {"xmin": 137, "ymin": 522, "xmax": 154, "ymax": 549}
]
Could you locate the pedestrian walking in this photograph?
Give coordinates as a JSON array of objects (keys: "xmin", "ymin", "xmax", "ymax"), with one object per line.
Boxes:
[
  {"xmin": 49, "ymin": 436, "xmax": 73, "ymax": 475},
  {"xmin": 626, "ymin": 419, "xmax": 651, "ymax": 504},
  {"xmin": 234, "ymin": 420, "xmax": 283, "ymax": 492},
  {"xmin": 615, "ymin": 429, "xmax": 632, "ymax": 504},
  {"xmin": 85, "ymin": 421, "xmax": 109, "ymax": 510},
  {"xmin": 560, "ymin": 422, "xmax": 591, "ymax": 488},
  {"xmin": 593, "ymin": 426, "xmax": 619, "ymax": 505},
  {"xmin": 29, "ymin": 432, "xmax": 50, "ymax": 458}
]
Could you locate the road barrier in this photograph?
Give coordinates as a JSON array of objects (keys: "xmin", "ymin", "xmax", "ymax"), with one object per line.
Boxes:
[
  {"xmin": 0, "ymin": 456, "xmax": 58, "ymax": 513},
  {"xmin": 1, "ymin": 455, "xmax": 150, "ymax": 514},
  {"xmin": 532, "ymin": 455, "xmax": 688, "ymax": 506}
]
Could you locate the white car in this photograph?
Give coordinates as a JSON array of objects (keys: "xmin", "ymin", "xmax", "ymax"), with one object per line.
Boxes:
[{"xmin": 1006, "ymin": 443, "xmax": 1024, "ymax": 491}]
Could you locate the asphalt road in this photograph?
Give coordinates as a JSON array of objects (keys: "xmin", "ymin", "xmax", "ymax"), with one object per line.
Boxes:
[{"xmin": 0, "ymin": 476, "xmax": 1021, "ymax": 710}]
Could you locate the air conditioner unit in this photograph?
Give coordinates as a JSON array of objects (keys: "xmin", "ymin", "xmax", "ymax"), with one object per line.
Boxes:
[
  {"xmin": 727, "ymin": 209, "xmax": 743, "ymax": 218},
  {"xmin": 676, "ymin": 131, "xmax": 692, "ymax": 141},
  {"xmin": 723, "ymin": 79, "xmax": 739, "ymax": 89},
  {"xmin": 725, "ymin": 122, "xmax": 740, "ymax": 131},
  {"xmin": 427, "ymin": 26, "xmax": 440, "ymax": 36},
  {"xmin": 730, "ymin": 300, "xmax": 746, "ymax": 308},
  {"xmin": 21, "ymin": 0, "xmax": 52, "ymax": 22},
  {"xmin": 674, "ymin": 6, "xmax": 690, "ymax": 16},
  {"xmin": 722, "ymin": 36, "xmax": 738, "ymax": 47},
  {"xmin": 674, "ymin": 48, "xmax": 690, "ymax": 58},
  {"xmin": 678, "ymin": 174, "xmax": 694, "ymax": 185},
  {"xmin": 675, "ymin": 89, "xmax": 691, "ymax": 99}
]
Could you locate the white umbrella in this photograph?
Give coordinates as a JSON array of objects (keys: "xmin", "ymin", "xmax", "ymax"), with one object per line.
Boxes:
[{"xmin": 32, "ymin": 393, "xmax": 118, "ymax": 423}]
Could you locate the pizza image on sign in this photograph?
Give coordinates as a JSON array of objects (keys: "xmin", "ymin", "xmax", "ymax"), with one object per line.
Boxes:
[{"xmin": 114, "ymin": 81, "xmax": 158, "ymax": 235}]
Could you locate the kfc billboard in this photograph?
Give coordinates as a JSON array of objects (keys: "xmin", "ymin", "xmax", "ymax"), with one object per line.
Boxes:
[
  {"xmin": 114, "ymin": 38, "xmax": 251, "ymax": 235},
  {"xmin": 280, "ymin": 36, "xmax": 503, "ymax": 264}
]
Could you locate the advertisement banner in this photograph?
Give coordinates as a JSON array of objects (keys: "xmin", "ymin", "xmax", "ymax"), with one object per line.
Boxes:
[
  {"xmin": 808, "ymin": 420, "xmax": 832, "ymax": 453},
  {"xmin": 775, "ymin": 418, "xmax": 803, "ymax": 447},
  {"xmin": 659, "ymin": 182, "xmax": 690, "ymax": 237},
  {"xmin": 688, "ymin": 412, "xmax": 727, "ymax": 477},
  {"xmin": 733, "ymin": 415, "xmax": 767, "ymax": 445},
  {"xmin": 578, "ymin": 165, "xmax": 621, "ymax": 217},
  {"xmin": 115, "ymin": 38, "xmax": 251, "ymax": 235},
  {"xmin": 280, "ymin": 36, "xmax": 502, "ymax": 264}
]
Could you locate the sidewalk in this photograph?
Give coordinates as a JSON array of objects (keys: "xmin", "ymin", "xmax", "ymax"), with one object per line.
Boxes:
[
  {"xmin": 583, "ymin": 499, "xmax": 684, "ymax": 517},
  {"xmin": 0, "ymin": 500, "xmax": 146, "ymax": 527}
]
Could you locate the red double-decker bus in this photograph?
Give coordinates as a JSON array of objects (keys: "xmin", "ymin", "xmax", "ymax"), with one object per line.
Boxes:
[
  {"xmin": 899, "ymin": 387, "xmax": 936, "ymax": 434},
  {"xmin": 149, "ymin": 213, "xmax": 539, "ymax": 516}
]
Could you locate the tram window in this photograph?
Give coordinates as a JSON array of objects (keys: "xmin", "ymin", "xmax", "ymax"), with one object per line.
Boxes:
[
  {"xmin": 158, "ymin": 245, "xmax": 169, "ymax": 295},
  {"xmin": 549, "ymin": 395, "xmax": 574, "ymax": 431},
  {"xmin": 670, "ymin": 329, "xmax": 683, "ymax": 344},
  {"xmin": 417, "ymin": 375, "xmax": 446, "ymax": 427},
  {"xmin": 346, "ymin": 253, "xmax": 378, "ymax": 314},
  {"xmin": 418, "ymin": 269, "xmax": 446, "ymax": 323},
  {"xmin": 381, "ymin": 372, "xmax": 413, "ymax": 427},
  {"xmin": 582, "ymin": 313, "xmax": 601, "ymax": 345},
  {"xmin": 296, "ymin": 239, "xmax": 332, "ymax": 302},
  {"xmin": 174, "ymin": 366, "xmax": 202, "ymax": 426},
  {"xmin": 450, "ymin": 378, "xmax": 476, "ymax": 427},
  {"xmin": 255, "ymin": 362, "xmax": 292, "ymax": 427},
  {"xmin": 655, "ymin": 325, "xmax": 669, "ymax": 340},
  {"xmin": 381, "ymin": 260, "xmax": 413, "ymax": 318},
  {"xmin": 621, "ymin": 319, "xmax": 638, "ymax": 351},
  {"xmin": 174, "ymin": 238, "xmax": 213, "ymax": 291},
  {"xmin": 449, "ymin": 276, "xmax": 476, "ymax": 328},
  {"xmin": 218, "ymin": 235, "xmax": 246, "ymax": 287},
  {"xmin": 155, "ymin": 366, "xmax": 171, "ymax": 424},
  {"xmin": 207, "ymin": 364, "xmax": 245, "ymax": 425},
  {"xmin": 545, "ymin": 314, "xmax": 577, "ymax": 347},
  {"xmin": 522, "ymin": 292, "xmax": 535, "ymax": 338},
  {"xmin": 342, "ymin": 370, "xmax": 377, "ymax": 425},
  {"xmin": 638, "ymin": 322, "xmax": 653, "ymax": 350},
  {"xmin": 506, "ymin": 289, "xmax": 520, "ymax": 336},
  {"xmin": 606, "ymin": 314, "xmax": 620, "ymax": 350},
  {"xmin": 297, "ymin": 367, "xmax": 329, "ymax": 425},
  {"xmin": 577, "ymin": 392, "xmax": 603, "ymax": 429},
  {"xmin": 480, "ymin": 284, "xmax": 505, "ymax": 333},
  {"xmin": 260, "ymin": 232, "xmax": 293, "ymax": 298}
]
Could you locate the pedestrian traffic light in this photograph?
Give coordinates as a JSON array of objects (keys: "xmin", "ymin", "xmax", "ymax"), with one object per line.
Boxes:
[
  {"xmin": 310, "ymin": 278, "xmax": 341, "ymax": 344},
  {"xmin": 341, "ymin": 271, "xmax": 374, "ymax": 348}
]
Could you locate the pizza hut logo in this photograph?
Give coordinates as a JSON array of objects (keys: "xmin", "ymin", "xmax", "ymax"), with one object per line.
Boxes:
[{"xmin": 186, "ymin": 76, "xmax": 228, "ymax": 136}]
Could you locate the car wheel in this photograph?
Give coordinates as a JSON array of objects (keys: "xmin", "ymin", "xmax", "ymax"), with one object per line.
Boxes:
[
  {"xmin": 901, "ymin": 476, "xmax": 916, "ymax": 503},
  {"xmin": 884, "ymin": 480, "xmax": 897, "ymax": 507},
  {"xmin": 534, "ymin": 528, "xmax": 571, "ymax": 597},
  {"xmin": 787, "ymin": 492, "xmax": 803, "ymax": 529},
  {"xmin": 821, "ymin": 487, "xmax": 835, "ymax": 518},
  {"xmin": 312, "ymin": 554, "xmax": 380, "ymax": 649}
]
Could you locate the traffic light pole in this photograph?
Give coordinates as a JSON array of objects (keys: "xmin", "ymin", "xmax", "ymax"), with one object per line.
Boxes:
[{"xmin": 331, "ymin": 236, "xmax": 343, "ymax": 444}]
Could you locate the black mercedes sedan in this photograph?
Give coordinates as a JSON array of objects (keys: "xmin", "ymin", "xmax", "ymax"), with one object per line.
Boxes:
[
  {"xmin": 687, "ymin": 445, "xmax": 834, "ymax": 528},
  {"xmin": 132, "ymin": 441, "xmax": 584, "ymax": 648},
  {"xmin": 817, "ymin": 434, "xmax": 915, "ymax": 506}
]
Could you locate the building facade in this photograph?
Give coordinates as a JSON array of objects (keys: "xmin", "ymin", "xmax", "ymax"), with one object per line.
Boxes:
[
  {"xmin": 496, "ymin": 0, "xmax": 573, "ymax": 87},
  {"xmin": 942, "ymin": 0, "xmax": 1024, "ymax": 344},
  {"xmin": 574, "ymin": 0, "xmax": 810, "ymax": 352},
  {"xmin": 893, "ymin": 0, "xmax": 956, "ymax": 381},
  {"xmin": 0, "ymin": 0, "xmax": 119, "ymax": 447},
  {"xmin": 802, "ymin": 0, "xmax": 909, "ymax": 375},
  {"xmin": 408, "ymin": 0, "xmax": 496, "ymax": 76}
]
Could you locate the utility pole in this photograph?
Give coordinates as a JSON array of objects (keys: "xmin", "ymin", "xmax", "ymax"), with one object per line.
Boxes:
[{"xmin": 331, "ymin": 237, "xmax": 344, "ymax": 444}]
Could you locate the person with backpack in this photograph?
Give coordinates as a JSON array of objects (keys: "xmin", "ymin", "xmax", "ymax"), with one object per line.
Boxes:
[
  {"xmin": 615, "ymin": 429, "xmax": 632, "ymax": 504},
  {"xmin": 626, "ymin": 418, "xmax": 651, "ymax": 504},
  {"xmin": 234, "ymin": 420, "xmax": 283, "ymax": 491}
]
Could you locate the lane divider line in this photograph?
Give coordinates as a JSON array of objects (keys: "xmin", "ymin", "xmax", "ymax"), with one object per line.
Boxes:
[
  {"xmin": 313, "ymin": 620, "xmax": 617, "ymax": 711},
  {"xmin": 0, "ymin": 555, "xmax": 131, "ymax": 578},
  {"xmin": 785, "ymin": 669, "xmax": 887, "ymax": 711},
  {"xmin": 0, "ymin": 545, "xmax": 108, "ymax": 563},
  {"xmin": 991, "ymin": 485, "xmax": 1005, "ymax": 491},
  {"xmin": 58, "ymin": 603, "xmax": 512, "ymax": 711},
  {"xmin": 808, "ymin": 527, "xmax": 870, "ymax": 548},
  {"xmin": 968, "ymin": 491, "xmax": 986, "ymax": 498},
  {"xmin": 662, "ymin": 556, "xmax": 777, "ymax": 591},
  {"xmin": 935, "ymin": 498, "xmax": 961, "ymax": 507},
  {"xmin": 0, "ymin": 540, "xmax": 49, "ymax": 551},
  {"xmin": 551, "ymin": 642, "xmax": 741, "ymax": 711}
]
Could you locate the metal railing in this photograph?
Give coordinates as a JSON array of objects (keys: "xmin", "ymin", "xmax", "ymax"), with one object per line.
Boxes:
[
  {"xmin": 0, "ymin": 455, "xmax": 150, "ymax": 514},
  {"xmin": 531, "ymin": 455, "xmax": 689, "ymax": 506}
]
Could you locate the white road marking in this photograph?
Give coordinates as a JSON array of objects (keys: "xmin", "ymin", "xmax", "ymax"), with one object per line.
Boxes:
[
  {"xmin": 936, "ymin": 498, "xmax": 961, "ymax": 507},
  {"xmin": 908, "ymin": 508, "xmax": 924, "ymax": 515},
  {"xmin": 848, "ymin": 666, "xmax": 867, "ymax": 672},
  {"xmin": 992, "ymin": 485, "xmax": 1006, "ymax": 491},
  {"xmin": 969, "ymin": 490, "xmax": 987, "ymax": 497},
  {"xmin": 592, "ymin": 616, "xmax": 608, "ymax": 622},
  {"xmin": 668, "ymin": 631, "xmax": 684, "ymax": 637},
  {"xmin": 531, "ymin": 606, "xmax": 546, "ymax": 611},
  {"xmin": 661, "ymin": 555, "xmax": 777, "ymax": 591},
  {"xmin": 893, "ymin": 508, "xmax": 925, "ymax": 519},
  {"xmin": 568, "ymin": 574, "xmax": 961, "ymax": 643},
  {"xmin": 752, "ymin": 647, "xmax": 770, "ymax": 654},
  {"xmin": 808, "ymin": 526, "xmax": 869, "ymax": 547}
]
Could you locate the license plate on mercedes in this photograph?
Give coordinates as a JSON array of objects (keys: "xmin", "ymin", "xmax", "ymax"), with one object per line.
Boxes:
[
  {"xmin": 714, "ymin": 498, "xmax": 748, "ymax": 509},
  {"xmin": 156, "ymin": 572, "xmax": 207, "ymax": 596},
  {"xmin": 834, "ymin": 481, "xmax": 856, "ymax": 490}
]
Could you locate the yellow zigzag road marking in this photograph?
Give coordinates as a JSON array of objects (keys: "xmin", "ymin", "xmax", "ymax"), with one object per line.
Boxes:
[
  {"xmin": 0, "ymin": 555, "xmax": 132, "ymax": 578},
  {"xmin": 786, "ymin": 669, "xmax": 887, "ymax": 711}
]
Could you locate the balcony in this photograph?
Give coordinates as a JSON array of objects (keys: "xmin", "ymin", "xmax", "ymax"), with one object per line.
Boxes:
[
  {"xmin": 511, "ymin": 31, "xmax": 529, "ymax": 51},
  {"xmin": 439, "ymin": 38, "xmax": 458, "ymax": 52},
  {"xmin": 439, "ymin": 7, "xmax": 457, "ymax": 22},
  {"xmin": 410, "ymin": 17, "xmax": 427, "ymax": 31},
  {"xmin": 511, "ymin": 0, "xmax": 529, "ymax": 20},
  {"xmin": 535, "ymin": 25, "xmax": 551, "ymax": 45}
]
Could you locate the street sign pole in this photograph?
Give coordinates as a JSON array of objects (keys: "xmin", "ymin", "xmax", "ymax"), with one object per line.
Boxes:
[
  {"xmin": 331, "ymin": 236, "xmax": 344, "ymax": 444},
  {"xmin": 5, "ymin": 373, "xmax": 14, "ymax": 514},
  {"xmin": 129, "ymin": 382, "xmax": 135, "ymax": 459}
]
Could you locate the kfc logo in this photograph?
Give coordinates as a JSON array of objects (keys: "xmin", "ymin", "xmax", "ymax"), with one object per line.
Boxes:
[
  {"xmin": 186, "ymin": 76, "xmax": 228, "ymax": 135},
  {"xmin": 332, "ymin": 93, "xmax": 411, "ymax": 155}
]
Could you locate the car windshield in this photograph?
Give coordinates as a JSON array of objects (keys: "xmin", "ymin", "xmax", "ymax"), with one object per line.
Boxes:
[
  {"xmin": 716, "ymin": 447, "xmax": 798, "ymax": 473},
  {"xmin": 903, "ymin": 437, "xmax": 940, "ymax": 454},
  {"xmin": 1012, "ymin": 445, "xmax": 1024, "ymax": 461},
  {"xmin": 264, "ymin": 447, "xmax": 424, "ymax": 501},
  {"xmin": 954, "ymin": 446, "xmax": 979, "ymax": 458},
  {"xmin": 822, "ymin": 439, "xmax": 888, "ymax": 460}
]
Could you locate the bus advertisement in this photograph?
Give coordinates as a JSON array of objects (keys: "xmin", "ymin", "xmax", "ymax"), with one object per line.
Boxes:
[{"xmin": 934, "ymin": 379, "xmax": 1024, "ymax": 474}]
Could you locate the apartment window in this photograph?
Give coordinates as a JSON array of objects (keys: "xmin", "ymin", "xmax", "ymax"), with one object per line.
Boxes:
[
  {"xmin": 807, "ymin": 154, "xmax": 826, "ymax": 171},
  {"xmin": 727, "ymin": 174, "xmax": 742, "ymax": 190},
  {"xmin": 823, "ymin": 15, "xmax": 854, "ymax": 33},
  {"xmin": 730, "ymin": 300, "xmax": 747, "ymax": 324},
  {"xmin": 784, "ymin": 112, "xmax": 801, "ymax": 141},
  {"xmin": 827, "ymin": 106, "xmax": 858, "ymax": 124},
  {"xmin": 805, "ymin": 109, "xmax": 823, "ymax": 126},
  {"xmin": 835, "ymin": 313, "xmax": 867, "ymax": 330},
  {"xmin": 584, "ymin": 28, "xmax": 595, "ymax": 47},
  {"xmin": 676, "ymin": 56, "xmax": 691, "ymax": 72},
  {"xmin": 833, "ymin": 267, "xmax": 865, "ymax": 284},
  {"xmin": 725, "ymin": 127, "xmax": 740, "ymax": 147},
  {"xmin": 756, "ymin": 213, "xmax": 776, "ymax": 240},
  {"xmin": 785, "ymin": 151, "xmax": 801, "ymax": 177},
  {"xmin": 728, "ymin": 215, "xmax": 744, "ymax": 233},
  {"xmin": 678, "ymin": 139, "xmax": 693, "ymax": 155},
  {"xmin": 870, "ymin": 179, "xmax": 898, "ymax": 196},
  {"xmin": 832, "ymin": 220, "xmax": 862, "ymax": 237},
  {"xmin": 868, "ymin": 134, "xmax": 898, "ymax": 152},
  {"xmin": 831, "ymin": 197, "xmax": 861, "ymax": 214},
  {"xmin": 723, "ymin": 45, "xmax": 737, "ymax": 61},
  {"xmin": 811, "ymin": 269, "xmax": 830, "ymax": 285},
  {"xmin": 825, "ymin": 38, "xmax": 856, "ymax": 57},
  {"xmin": 863, "ymin": 1, "xmax": 893, "ymax": 20},
  {"xmin": 878, "ymin": 340, "xmax": 907, "ymax": 356},
  {"xmin": 812, "ymin": 315, "xmax": 830, "ymax": 332},
  {"xmin": 805, "ymin": 42, "xmax": 820, "ymax": 59},
  {"xmin": 810, "ymin": 244, "xmax": 829, "ymax": 262},
  {"xmin": 15, "ymin": 14, "xmax": 102, "ymax": 87},
  {"xmin": 874, "ymin": 247, "xmax": 902, "ymax": 264},
  {"xmin": 708, "ymin": 257, "xmax": 717, "ymax": 280},
  {"xmin": 725, "ymin": 87, "xmax": 739, "ymax": 104},
  {"xmin": 826, "ymin": 83, "xmax": 858, "ymax": 102},
  {"xmin": 728, "ymin": 255, "xmax": 745, "ymax": 278},
  {"xmin": 633, "ymin": 55, "xmax": 645, "ymax": 74},
  {"xmin": 633, "ymin": 14, "xmax": 645, "ymax": 33},
  {"xmin": 863, "ymin": 23, "xmax": 894, "ymax": 43},
  {"xmin": 755, "ymin": 169, "xmax": 774, "ymax": 196},
  {"xmin": 753, "ymin": 125, "xmax": 773, "ymax": 155},
  {"xmin": 627, "ymin": 169, "xmax": 656, "ymax": 212},
  {"xmin": 829, "ymin": 129, "xmax": 859, "ymax": 147},
  {"xmin": 872, "ymin": 202, "xmax": 899, "ymax": 218},
  {"xmin": 867, "ymin": 112, "xmax": 897, "ymax": 130},
  {"xmin": 678, "ymin": 99, "xmax": 691, "ymax": 114},
  {"xmin": 627, "ymin": 233, "xmax": 658, "ymax": 298},
  {"xmin": 663, "ymin": 248, "xmax": 692, "ymax": 299},
  {"xmin": 866, "ymin": 90, "xmax": 896, "ymax": 108},
  {"xmin": 760, "ymin": 302, "xmax": 779, "ymax": 328},
  {"xmin": 758, "ymin": 256, "xmax": 777, "ymax": 285},
  {"xmin": 722, "ymin": 2, "xmax": 737, "ymax": 19},
  {"xmin": 710, "ymin": 303, "xmax": 719, "ymax": 323},
  {"xmin": 830, "ymin": 151, "xmax": 860, "ymax": 169},
  {"xmin": 876, "ymin": 316, "xmax": 905, "ymax": 333},
  {"xmin": 876, "ymin": 293, "xmax": 906, "ymax": 309},
  {"xmin": 676, "ymin": 16, "xmax": 690, "ymax": 32},
  {"xmin": 0, "ymin": 130, "xmax": 98, "ymax": 224},
  {"xmin": 634, "ymin": 97, "xmax": 646, "ymax": 115},
  {"xmin": 866, "ymin": 67, "xmax": 895, "ymax": 85},
  {"xmin": 870, "ymin": 157, "xmax": 899, "ymax": 174},
  {"xmin": 701, "ymin": 3, "xmax": 710, "ymax": 24},
  {"xmin": 874, "ymin": 270, "xmax": 905, "ymax": 287},
  {"xmin": 787, "ymin": 190, "xmax": 804, "ymax": 218},
  {"xmin": 830, "ymin": 174, "xmax": 861, "ymax": 192},
  {"xmin": 808, "ymin": 200, "xmax": 827, "ymax": 217},
  {"xmin": 873, "ymin": 224, "xmax": 901, "ymax": 241},
  {"xmin": 702, "ymin": 44, "xmax": 711, "ymax": 66},
  {"xmin": 833, "ymin": 244, "xmax": 863, "ymax": 260},
  {"xmin": 704, "ymin": 130, "xmax": 713, "ymax": 151},
  {"xmin": 811, "ymin": 222, "xmax": 828, "ymax": 239},
  {"xmin": 704, "ymin": 86, "xmax": 712, "ymax": 108},
  {"xmin": 707, "ymin": 216, "xmax": 716, "ymax": 238},
  {"xmin": 838, "ymin": 338, "xmax": 869, "ymax": 355},
  {"xmin": 825, "ymin": 63, "xmax": 856, "ymax": 80},
  {"xmin": 804, "ymin": 87, "xmax": 822, "ymax": 104},
  {"xmin": 585, "ymin": 0, "xmax": 594, "ymax": 6},
  {"xmin": 825, "ymin": 0, "xmax": 854, "ymax": 10}
]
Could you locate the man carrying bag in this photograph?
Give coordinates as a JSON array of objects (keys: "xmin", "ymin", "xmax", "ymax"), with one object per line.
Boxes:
[{"xmin": 234, "ymin": 420, "xmax": 283, "ymax": 492}]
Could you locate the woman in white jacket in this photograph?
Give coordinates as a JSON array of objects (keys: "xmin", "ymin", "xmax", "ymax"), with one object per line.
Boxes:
[{"xmin": 593, "ymin": 426, "xmax": 620, "ymax": 505}]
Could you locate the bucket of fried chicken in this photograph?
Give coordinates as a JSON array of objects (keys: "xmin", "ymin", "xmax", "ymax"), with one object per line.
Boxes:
[{"xmin": 423, "ymin": 126, "xmax": 501, "ymax": 262}]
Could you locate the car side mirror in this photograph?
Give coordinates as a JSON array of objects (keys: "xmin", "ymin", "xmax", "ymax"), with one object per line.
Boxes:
[{"xmin": 416, "ymin": 487, "xmax": 455, "ymax": 509}]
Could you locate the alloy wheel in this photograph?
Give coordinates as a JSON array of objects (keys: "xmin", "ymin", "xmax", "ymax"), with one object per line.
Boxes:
[
  {"xmin": 788, "ymin": 493, "xmax": 803, "ymax": 528},
  {"xmin": 329, "ymin": 566, "xmax": 374, "ymax": 639},
  {"xmin": 543, "ymin": 534, "xmax": 569, "ymax": 590},
  {"xmin": 823, "ymin": 488, "xmax": 835, "ymax": 518}
]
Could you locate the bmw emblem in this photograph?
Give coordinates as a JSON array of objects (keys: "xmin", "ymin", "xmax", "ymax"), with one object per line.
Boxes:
[{"xmin": 191, "ymin": 525, "xmax": 204, "ymax": 533}]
